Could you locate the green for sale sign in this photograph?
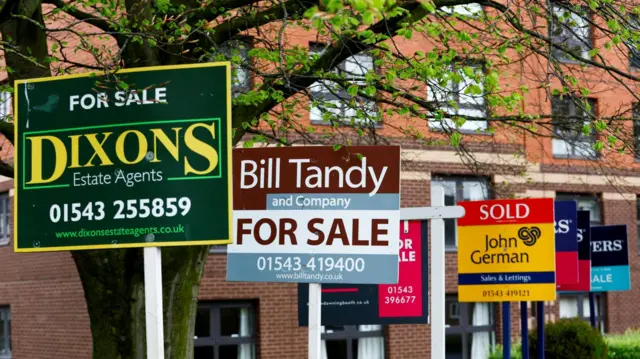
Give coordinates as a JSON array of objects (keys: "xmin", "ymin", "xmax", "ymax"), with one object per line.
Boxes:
[{"xmin": 14, "ymin": 63, "xmax": 233, "ymax": 252}]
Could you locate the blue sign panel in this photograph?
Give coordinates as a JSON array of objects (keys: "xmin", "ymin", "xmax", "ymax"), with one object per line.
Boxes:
[
  {"xmin": 555, "ymin": 200, "xmax": 579, "ymax": 286},
  {"xmin": 590, "ymin": 225, "xmax": 630, "ymax": 292}
]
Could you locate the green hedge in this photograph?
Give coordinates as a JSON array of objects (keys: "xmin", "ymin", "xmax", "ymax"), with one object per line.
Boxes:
[
  {"xmin": 488, "ymin": 328, "xmax": 640, "ymax": 359},
  {"xmin": 605, "ymin": 329, "xmax": 640, "ymax": 359},
  {"xmin": 529, "ymin": 318, "xmax": 607, "ymax": 358}
]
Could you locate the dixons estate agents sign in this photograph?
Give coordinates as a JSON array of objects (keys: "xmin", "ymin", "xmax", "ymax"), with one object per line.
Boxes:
[
  {"xmin": 227, "ymin": 146, "xmax": 401, "ymax": 284},
  {"xmin": 14, "ymin": 63, "xmax": 233, "ymax": 252},
  {"xmin": 457, "ymin": 198, "xmax": 556, "ymax": 302}
]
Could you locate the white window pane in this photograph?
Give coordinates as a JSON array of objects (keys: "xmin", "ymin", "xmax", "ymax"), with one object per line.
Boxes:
[
  {"xmin": 442, "ymin": 3, "xmax": 482, "ymax": 15},
  {"xmin": 582, "ymin": 297, "xmax": 591, "ymax": 318},
  {"xmin": 458, "ymin": 68, "xmax": 484, "ymax": 106},
  {"xmin": 463, "ymin": 181, "xmax": 488, "ymax": 200},
  {"xmin": 309, "ymin": 80, "xmax": 329, "ymax": 94},
  {"xmin": 427, "ymin": 82, "xmax": 452, "ymax": 102},
  {"xmin": 552, "ymin": 138, "xmax": 571, "ymax": 156},
  {"xmin": 560, "ymin": 297, "xmax": 579, "ymax": 318},
  {"xmin": 456, "ymin": 108, "xmax": 487, "ymax": 131},
  {"xmin": 310, "ymin": 106, "xmax": 323, "ymax": 122},
  {"xmin": 343, "ymin": 54, "xmax": 373, "ymax": 77},
  {"xmin": 573, "ymin": 140, "xmax": 596, "ymax": 158},
  {"xmin": 0, "ymin": 93, "xmax": 10, "ymax": 119}
]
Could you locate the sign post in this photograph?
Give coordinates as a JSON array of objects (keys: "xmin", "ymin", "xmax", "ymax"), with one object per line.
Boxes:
[
  {"xmin": 308, "ymin": 282, "xmax": 322, "ymax": 359},
  {"xmin": 227, "ymin": 145, "xmax": 401, "ymax": 358},
  {"xmin": 144, "ymin": 247, "xmax": 165, "ymax": 358},
  {"xmin": 430, "ymin": 186, "xmax": 447, "ymax": 359},
  {"xmin": 520, "ymin": 302, "xmax": 529, "ymax": 359},
  {"xmin": 14, "ymin": 63, "xmax": 234, "ymax": 359}
]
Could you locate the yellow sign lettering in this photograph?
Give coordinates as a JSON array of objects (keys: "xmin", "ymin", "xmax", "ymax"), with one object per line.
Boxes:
[{"xmin": 27, "ymin": 136, "xmax": 68, "ymax": 185}]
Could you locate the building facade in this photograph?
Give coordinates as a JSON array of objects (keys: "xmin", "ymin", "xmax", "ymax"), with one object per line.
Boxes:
[{"xmin": 1, "ymin": 2, "xmax": 640, "ymax": 359}]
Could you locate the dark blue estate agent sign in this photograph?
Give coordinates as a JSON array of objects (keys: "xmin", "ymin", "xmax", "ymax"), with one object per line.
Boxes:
[
  {"xmin": 299, "ymin": 220, "xmax": 428, "ymax": 326},
  {"xmin": 555, "ymin": 200, "xmax": 579, "ymax": 286},
  {"xmin": 590, "ymin": 225, "xmax": 630, "ymax": 292}
]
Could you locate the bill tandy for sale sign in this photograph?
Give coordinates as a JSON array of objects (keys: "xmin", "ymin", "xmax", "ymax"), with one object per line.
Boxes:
[{"xmin": 227, "ymin": 146, "xmax": 401, "ymax": 284}]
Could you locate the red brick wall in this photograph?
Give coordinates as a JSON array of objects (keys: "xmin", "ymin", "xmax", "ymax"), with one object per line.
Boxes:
[{"xmin": 2, "ymin": 173, "xmax": 640, "ymax": 359}]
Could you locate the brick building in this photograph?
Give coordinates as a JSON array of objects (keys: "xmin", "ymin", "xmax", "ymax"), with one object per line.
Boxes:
[{"xmin": 1, "ymin": 2, "xmax": 640, "ymax": 359}]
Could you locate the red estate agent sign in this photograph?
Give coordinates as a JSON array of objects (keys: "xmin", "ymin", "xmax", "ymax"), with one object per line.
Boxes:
[
  {"xmin": 298, "ymin": 220, "xmax": 429, "ymax": 325},
  {"xmin": 558, "ymin": 210, "xmax": 591, "ymax": 292}
]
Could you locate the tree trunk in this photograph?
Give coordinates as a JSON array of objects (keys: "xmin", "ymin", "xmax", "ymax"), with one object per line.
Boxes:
[
  {"xmin": 73, "ymin": 246, "xmax": 210, "ymax": 359},
  {"xmin": 0, "ymin": 1, "xmax": 51, "ymax": 83}
]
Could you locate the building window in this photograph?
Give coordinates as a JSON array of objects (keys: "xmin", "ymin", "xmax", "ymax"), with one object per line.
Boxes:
[
  {"xmin": 0, "ymin": 92, "xmax": 10, "ymax": 121},
  {"xmin": 0, "ymin": 194, "xmax": 9, "ymax": 246},
  {"xmin": 0, "ymin": 307, "xmax": 10, "ymax": 359},
  {"xmin": 440, "ymin": 3, "xmax": 483, "ymax": 16},
  {"xmin": 628, "ymin": 15, "xmax": 640, "ymax": 68},
  {"xmin": 308, "ymin": 43, "xmax": 377, "ymax": 125},
  {"xmin": 431, "ymin": 176, "xmax": 490, "ymax": 249},
  {"xmin": 321, "ymin": 325, "xmax": 385, "ymax": 359},
  {"xmin": 555, "ymin": 192, "xmax": 601, "ymax": 225},
  {"xmin": 445, "ymin": 295, "xmax": 495, "ymax": 359},
  {"xmin": 427, "ymin": 63, "xmax": 488, "ymax": 132},
  {"xmin": 551, "ymin": 96, "xmax": 597, "ymax": 159},
  {"xmin": 218, "ymin": 38, "xmax": 252, "ymax": 97},
  {"xmin": 194, "ymin": 302, "xmax": 257, "ymax": 359},
  {"xmin": 549, "ymin": 3, "xmax": 592, "ymax": 62},
  {"xmin": 559, "ymin": 293, "xmax": 606, "ymax": 333}
]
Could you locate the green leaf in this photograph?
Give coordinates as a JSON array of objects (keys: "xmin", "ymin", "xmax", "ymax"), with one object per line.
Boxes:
[
  {"xmin": 450, "ymin": 132, "xmax": 462, "ymax": 147},
  {"xmin": 362, "ymin": 11, "xmax": 374, "ymax": 25},
  {"xmin": 303, "ymin": 6, "xmax": 318, "ymax": 18},
  {"xmin": 593, "ymin": 141, "xmax": 604, "ymax": 151},
  {"xmin": 347, "ymin": 85, "xmax": 359, "ymax": 96},
  {"xmin": 333, "ymin": 144, "xmax": 343, "ymax": 151}
]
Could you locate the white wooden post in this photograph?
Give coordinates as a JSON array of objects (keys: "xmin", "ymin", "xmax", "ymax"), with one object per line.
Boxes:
[
  {"xmin": 308, "ymin": 283, "xmax": 322, "ymax": 359},
  {"xmin": 144, "ymin": 247, "xmax": 165, "ymax": 359},
  {"xmin": 399, "ymin": 186, "xmax": 464, "ymax": 359},
  {"xmin": 430, "ymin": 186, "xmax": 446, "ymax": 359}
]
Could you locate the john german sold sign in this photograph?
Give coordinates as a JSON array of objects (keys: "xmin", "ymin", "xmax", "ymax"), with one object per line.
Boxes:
[{"xmin": 457, "ymin": 198, "xmax": 556, "ymax": 302}]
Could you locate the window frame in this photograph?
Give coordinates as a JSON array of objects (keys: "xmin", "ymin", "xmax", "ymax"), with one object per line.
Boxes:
[
  {"xmin": 427, "ymin": 61, "xmax": 490, "ymax": 134},
  {"xmin": 555, "ymin": 192, "xmax": 602, "ymax": 225},
  {"xmin": 627, "ymin": 14, "xmax": 640, "ymax": 69},
  {"xmin": 308, "ymin": 42, "xmax": 380, "ymax": 127},
  {"xmin": 445, "ymin": 295, "xmax": 496, "ymax": 359},
  {"xmin": 0, "ymin": 306, "xmax": 10, "ymax": 359},
  {"xmin": 549, "ymin": 2, "xmax": 593, "ymax": 63},
  {"xmin": 431, "ymin": 175, "xmax": 491, "ymax": 250},
  {"xmin": 558, "ymin": 292, "xmax": 607, "ymax": 333},
  {"xmin": 321, "ymin": 324, "xmax": 386, "ymax": 359},
  {"xmin": 551, "ymin": 96, "xmax": 598, "ymax": 159},
  {"xmin": 0, "ymin": 193, "xmax": 9, "ymax": 246},
  {"xmin": 194, "ymin": 301, "xmax": 257, "ymax": 359}
]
